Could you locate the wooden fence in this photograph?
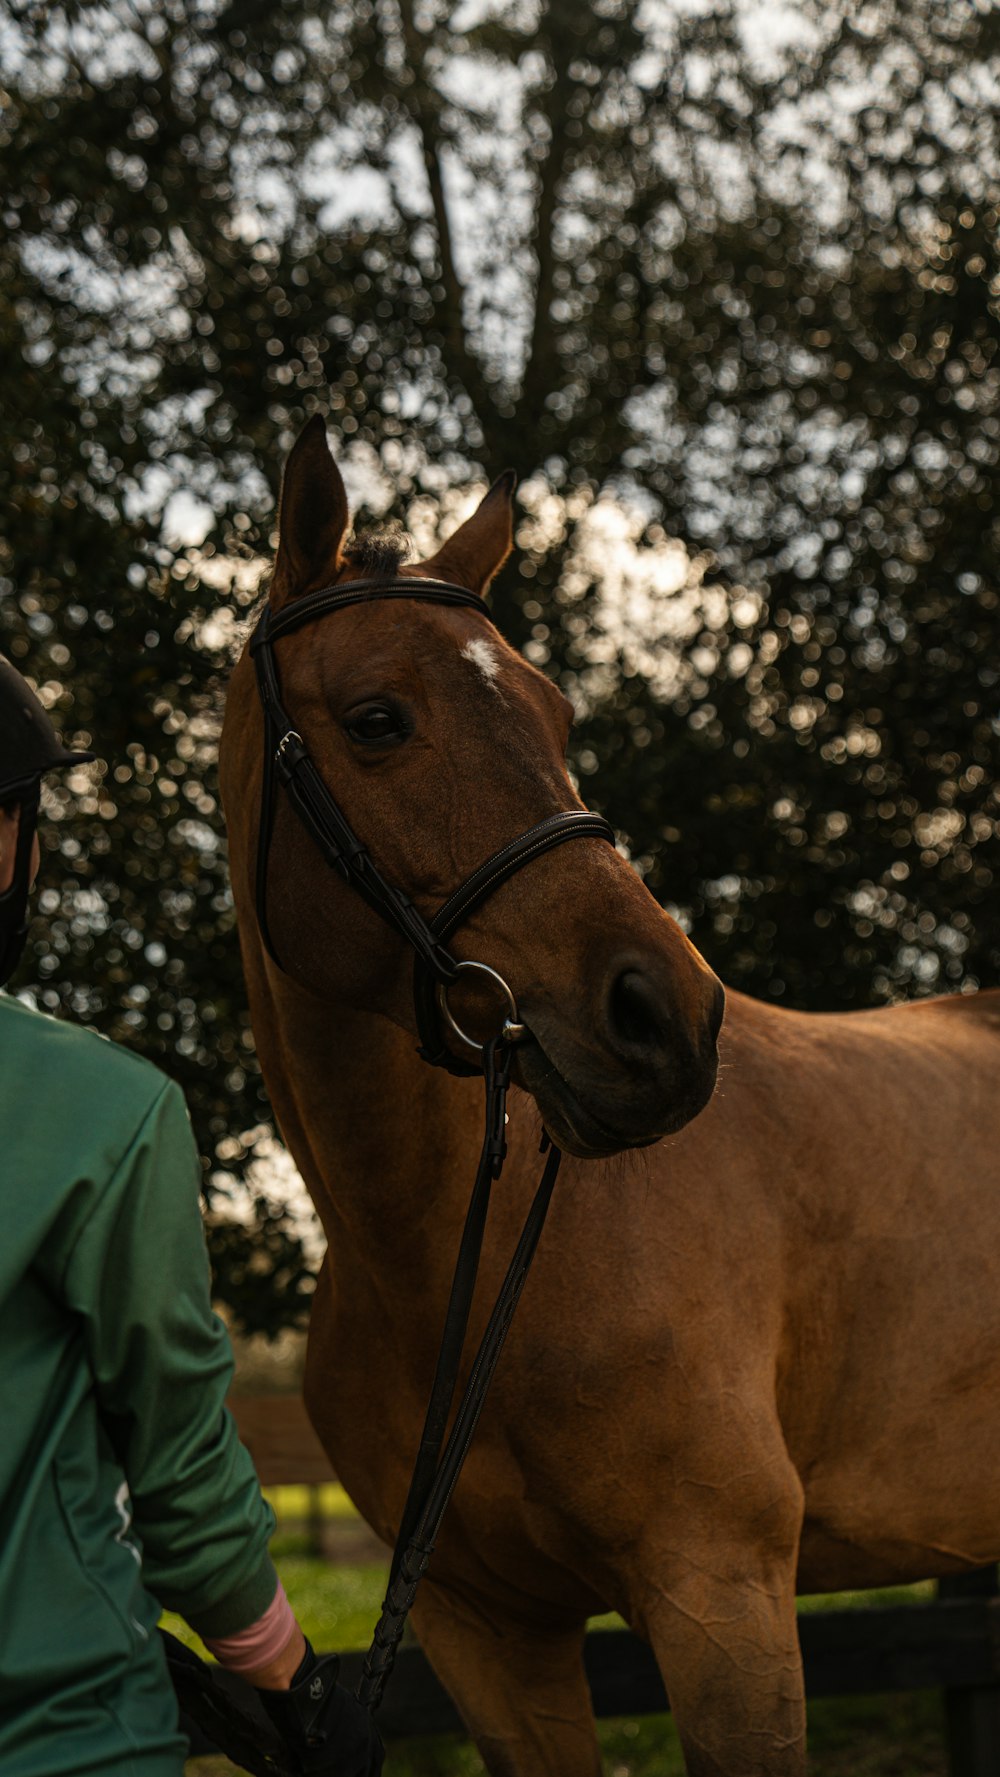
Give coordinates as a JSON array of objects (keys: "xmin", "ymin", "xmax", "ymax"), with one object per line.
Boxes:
[{"xmin": 227, "ymin": 1394, "xmax": 1000, "ymax": 1775}]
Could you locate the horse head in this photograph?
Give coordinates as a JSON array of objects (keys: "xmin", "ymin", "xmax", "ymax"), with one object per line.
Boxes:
[{"xmin": 222, "ymin": 417, "xmax": 724, "ymax": 1157}]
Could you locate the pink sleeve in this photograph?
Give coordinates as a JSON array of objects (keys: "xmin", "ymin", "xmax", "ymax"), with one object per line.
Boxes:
[{"xmin": 203, "ymin": 1580, "xmax": 298, "ymax": 1675}]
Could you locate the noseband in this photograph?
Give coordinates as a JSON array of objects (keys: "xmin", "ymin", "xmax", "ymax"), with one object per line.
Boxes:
[
  {"xmin": 248, "ymin": 575, "xmax": 616, "ymax": 1723},
  {"xmin": 250, "ymin": 575, "xmax": 615, "ymax": 1076}
]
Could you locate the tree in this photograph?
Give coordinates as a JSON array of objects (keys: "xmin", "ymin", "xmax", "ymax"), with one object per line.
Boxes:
[{"xmin": 2, "ymin": 0, "xmax": 997, "ymax": 1326}]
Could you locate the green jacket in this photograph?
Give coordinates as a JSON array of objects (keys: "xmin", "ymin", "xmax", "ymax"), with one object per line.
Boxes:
[{"xmin": 0, "ymin": 995, "xmax": 279, "ymax": 1776}]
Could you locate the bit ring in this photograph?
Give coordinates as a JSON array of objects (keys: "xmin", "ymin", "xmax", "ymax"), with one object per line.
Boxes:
[{"xmin": 437, "ymin": 961, "xmax": 526, "ymax": 1056}]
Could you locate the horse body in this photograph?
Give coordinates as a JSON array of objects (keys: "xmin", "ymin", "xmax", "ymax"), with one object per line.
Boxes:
[
  {"xmin": 772, "ymin": 991, "xmax": 1000, "ymax": 1590},
  {"xmin": 221, "ymin": 420, "xmax": 1000, "ymax": 1775}
]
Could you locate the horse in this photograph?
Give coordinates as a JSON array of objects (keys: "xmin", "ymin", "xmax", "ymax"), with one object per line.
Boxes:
[{"xmin": 220, "ymin": 415, "xmax": 1000, "ymax": 1776}]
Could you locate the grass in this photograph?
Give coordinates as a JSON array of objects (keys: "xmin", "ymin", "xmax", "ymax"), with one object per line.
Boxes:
[
  {"xmin": 179, "ymin": 1494, "xmax": 951, "ymax": 1775},
  {"xmin": 261, "ymin": 1482, "xmax": 360, "ymax": 1521}
]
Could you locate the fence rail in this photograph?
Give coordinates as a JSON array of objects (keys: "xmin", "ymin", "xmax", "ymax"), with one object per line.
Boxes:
[
  {"xmin": 226, "ymin": 1394, "xmax": 1000, "ymax": 1775},
  {"xmin": 229, "ymin": 1392, "xmax": 337, "ymax": 1486}
]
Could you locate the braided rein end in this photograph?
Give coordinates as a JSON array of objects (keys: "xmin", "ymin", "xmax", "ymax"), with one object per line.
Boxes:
[{"xmin": 354, "ymin": 1542, "xmax": 433, "ymax": 1714}]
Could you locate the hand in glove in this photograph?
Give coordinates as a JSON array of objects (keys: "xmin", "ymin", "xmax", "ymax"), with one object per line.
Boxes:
[{"xmin": 257, "ymin": 1640, "xmax": 385, "ymax": 1777}]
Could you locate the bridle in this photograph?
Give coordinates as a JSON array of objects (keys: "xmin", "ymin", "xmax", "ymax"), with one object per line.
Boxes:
[
  {"xmin": 251, "ymin": 575, "xmax": 613, "ymax": 1076},
  {"xmin": 249, "ymin": 574, "xmax": 616, "ymax": 1721}
]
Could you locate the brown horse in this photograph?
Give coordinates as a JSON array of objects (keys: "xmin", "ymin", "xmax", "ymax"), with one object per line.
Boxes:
[{"xmin": 220, "ymin": 417, "xmax": 1000, "ymax": 1776}]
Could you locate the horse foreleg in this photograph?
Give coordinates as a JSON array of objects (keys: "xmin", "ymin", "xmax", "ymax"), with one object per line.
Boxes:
[
  {"xmin": 412, "ymin": 1582, "xmax": 602, "ymax": 1777},
  {"xmin": 642, "ymin": 1533, "xmax": 805, "ymax": 1777}
]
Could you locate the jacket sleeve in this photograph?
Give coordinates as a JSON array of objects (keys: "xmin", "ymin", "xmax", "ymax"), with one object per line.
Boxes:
[{"xmin": 61, "ymin": 1076, "xmax": 280, "ymax": 1638}]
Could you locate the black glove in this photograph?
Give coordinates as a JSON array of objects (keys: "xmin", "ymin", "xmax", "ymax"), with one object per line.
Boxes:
[{"xmin": 257, "ymin": 1641, "xmax": 385, "ymax": 1777}]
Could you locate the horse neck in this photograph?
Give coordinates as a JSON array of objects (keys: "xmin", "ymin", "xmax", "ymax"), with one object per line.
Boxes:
[{"xmin": 248, "ymin": 959, "xmax": 484, "ymax": 1265}]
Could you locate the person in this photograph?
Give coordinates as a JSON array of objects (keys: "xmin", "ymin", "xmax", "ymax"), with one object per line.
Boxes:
[{"xmin": 0, "ymin": 657, "xmax": 382, "ymax": 1776}]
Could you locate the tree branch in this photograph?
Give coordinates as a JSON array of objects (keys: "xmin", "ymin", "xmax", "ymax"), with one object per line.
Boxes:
[
  {"xmin": 520, "ymin": 4, "xmax": 579, "ymax": 431},
  {"xmin": 394, "ymin": 0, "xmax": 504, "ymax": 447}
]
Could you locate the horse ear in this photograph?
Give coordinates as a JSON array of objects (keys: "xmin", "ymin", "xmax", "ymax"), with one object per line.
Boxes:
[
  {"xmin": 271, "ymin": 416, "xmax": 349, "ymax": 609},
  {"xmin": 421, "ymin": 471, "xmax": 516, "ymax": 595}
]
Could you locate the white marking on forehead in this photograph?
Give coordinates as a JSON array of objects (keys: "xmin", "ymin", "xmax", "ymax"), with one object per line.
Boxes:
[{"xmin": 461, "ymin": 637, "xmax": 504, "ymax": 692}]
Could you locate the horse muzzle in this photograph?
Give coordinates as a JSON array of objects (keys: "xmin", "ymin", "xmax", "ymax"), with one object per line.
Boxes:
[{"xmin": 514, "ymin": 965, "xmax": 725, "ymax": 1159}]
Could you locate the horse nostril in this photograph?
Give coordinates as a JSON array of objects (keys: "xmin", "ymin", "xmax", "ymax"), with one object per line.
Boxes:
[{"xmin": 608, "ymin": 968, "xmax": 671, "ymax": 1055}]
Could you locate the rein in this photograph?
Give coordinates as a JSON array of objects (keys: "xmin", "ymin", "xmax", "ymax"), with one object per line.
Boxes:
[{"xmin": 248, "ymin": 576, "xmax": 615, "ymax": 1720}]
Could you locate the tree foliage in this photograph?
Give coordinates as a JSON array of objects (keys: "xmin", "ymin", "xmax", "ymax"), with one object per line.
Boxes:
[{"xmin": 2, "ymin": 0, "xmax": 998, "ymax": 1327}]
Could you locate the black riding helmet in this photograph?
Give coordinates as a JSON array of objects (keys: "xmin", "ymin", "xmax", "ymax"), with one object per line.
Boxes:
[{"xmin": 0, "ymin": 657, "xmax": 94, "ymax": 986}]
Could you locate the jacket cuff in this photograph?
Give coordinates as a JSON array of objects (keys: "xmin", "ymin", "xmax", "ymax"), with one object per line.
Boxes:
[{"xmin": 184, "ymin": 1554, "xmax": 281, "ymax": 1640}]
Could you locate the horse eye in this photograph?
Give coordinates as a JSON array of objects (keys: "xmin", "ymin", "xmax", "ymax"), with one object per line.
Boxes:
[{"xmin": 346, "ymin": 703, "xmax": 407, "ymax": 746}]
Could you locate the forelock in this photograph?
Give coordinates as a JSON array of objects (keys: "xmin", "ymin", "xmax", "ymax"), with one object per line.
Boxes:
[{"xmin": 346, "ymin": 527, "xmax": 410, "ymax": 580}]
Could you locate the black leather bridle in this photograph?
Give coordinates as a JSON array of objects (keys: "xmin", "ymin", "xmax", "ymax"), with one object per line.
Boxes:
[
  {"xmin": 248, "ymin": 575, "xmax": 616, "ymax": 1723},
  {"xmin": 250, "ymin": 576, "xmax": 614, "ymax": 1076}
]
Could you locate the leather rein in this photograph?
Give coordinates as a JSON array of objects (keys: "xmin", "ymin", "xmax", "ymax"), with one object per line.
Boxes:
[{"xmin": 249, "ymin": 575, "xmax": 616, "ymax": 1716}]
